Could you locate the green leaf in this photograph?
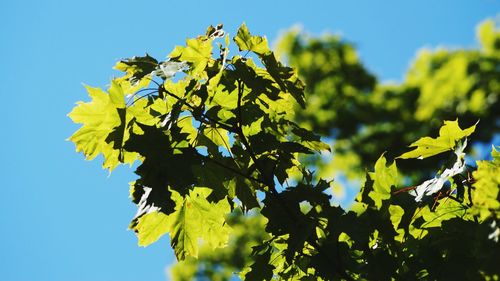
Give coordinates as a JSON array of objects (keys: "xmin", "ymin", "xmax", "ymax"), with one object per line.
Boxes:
[
  {"xmin": 68, "ymin": 81, "xmax": 137, "ymax": 170},
  {"xmin": 201, "ymin": 126, "xmax": 230, "ymax": 148},
  {"xmin": 135, "ymin": 211, "xmax": 170, "ymax": 247},
  {"xmin": 231, "ymin": 177, "xmax": 261, "ymax": 211},
  {"xmin": 242, "ymin": 116, "xmax": 264, "ymax": 136},
  {"xmin": 177, "ymin": 116, "xmax": 198, "ymax": 145},
  {"xmin": 234, "ymin": 23, "xmax": 271, "ymax": 55},
  {"xmin": 471, "ymin": 146, "xmax": 500, "ymax": 220},
  {"xmin": 114, "ymin": 54, "xmax": 158, "ymax": 87},
  {"xmin": 245, "ymin": 246, "xmax": 275, "ymax": 281},
  {"xmin": 416, "ymin": 201, "xmax": 471, "ymax": 231},
  {"xmin": 291, "ymin": 125, "xmax": 331, "ymax": 152},
  {"xmin": 192, "ymin": 159, "xmax": 236, "ymax": 202},
  {"xmin": 260, "ymin": 53, "xmax": 306, "ymax": 108},
  {"xmin": 124, "ymin": 124, "xmax": 202, "ymax": 199},
  {"xmin": 398, "ymin": 119, "xmax": 476, "ymax": 159},
  {"xmin": 169, "ymin": 188, "xmax": 231, "ymax": 260},
  {"xmin": 368, "ymin": 154, "xmax": 398, "ymax": 209},
  {"xmin": 169, "ymin": 38, "xmax": 213, "ymax": 78},
  {"xmin": 388, "ymin": 205, "xmax": 405, "ymax": 241}
]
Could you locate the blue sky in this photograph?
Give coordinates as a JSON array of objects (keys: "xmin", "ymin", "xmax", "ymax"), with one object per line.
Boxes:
[{"xmin": 0, "ymin": 1, "xmax": 497, "ymax": 280}]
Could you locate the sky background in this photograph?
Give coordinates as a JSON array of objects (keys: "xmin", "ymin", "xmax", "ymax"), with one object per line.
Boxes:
[{"xmin": 0, "ymin": 1, "xmax": 498, "ymax": 280}]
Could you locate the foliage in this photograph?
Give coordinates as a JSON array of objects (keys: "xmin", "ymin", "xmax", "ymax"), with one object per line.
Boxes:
[
  {"xmin": 170, "ymin": 210, "xmax": 269, "ymax": 281},
  {"xmin": 69, "ymin": 21, "xmax": 500, "ymax": 280},
  {"xmin": 275, "ymin": 19, "xmax": 500, "ymax": 182}
]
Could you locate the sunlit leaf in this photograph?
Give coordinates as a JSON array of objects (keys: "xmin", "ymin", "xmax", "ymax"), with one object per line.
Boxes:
[
  {"xmin": 368, "ymin": 154, "xmax": 398, "ymax": 209},
  {"xmin": 471, "ymin": 146, "xmax": 500, "ymax": 221},
  {"xmin": 169, "ymin": 188, "xmax": 232, "ymax": 260},
  {"xmin": 68, "ymin": 80, "xmax": 137, "ymax": 170},
  {"xmin": 234, "ymin": 23, "xmax": 271, "ymax": 55},
  {"xmin": 135, "ymin": 211, "xmax": 170, "ymax": 247},
  {"xmin": 169, "ymin": 38, "xmax": 213, "ymax": 78},
  {"xmin": 114, "ymin": 54, "xmax": 158, "ymax": 86},
  {"xmin": 398, "ymin": 119, "xmax": 476, "ymax": 159}
]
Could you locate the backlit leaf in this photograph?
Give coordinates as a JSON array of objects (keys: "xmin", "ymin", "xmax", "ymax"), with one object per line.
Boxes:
[
  {"xmin": 398, "ymin": 119, "xmax": 476, "ymax": 159},
  {"xmin": 234, "ymin": 23, "xmax": 271, "ymax": 55},
  {"xmin": 169, "ymin": 188, "xmax": 231, "ymax": 260},
  {"xmin": 169, "ymin": 38, "xmax": 213, "ymax": 78},
  {"xmin": 471, "ymin": 146, "xmax": 500, "ymax": 220},
  {"xmin": 68, "ymin": 80, "xmax": 137, "ymax": 170},
  {"xmin": 135, "ymin": 211, "xmax": 170, "ymax": 247},
  {"xmin": 368, "ymin": 154, "xmax": 398, "ymax": 209}
]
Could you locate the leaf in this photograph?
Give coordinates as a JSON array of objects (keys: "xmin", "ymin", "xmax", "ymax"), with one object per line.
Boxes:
[
  {"xmin": 260, "ymin": 53, "xmax": 306, "ymax": 108},
  {"xmin": 409, "ymin": 141, "xmax": 467, "ymax": 202},
  {"xmin": 128, "ymin": 97, "xmax": 167, "ymax": 128},
  {"xmin": 261, "ymin": 185, "xmax": 322, "ymax": 263},
  {"xmin": 234, "ymin": 23, "xmax": 271, "ymax": 55},
  {"xmin": 242, "ymin": 116, "xmax": 264, "ymax": 136},
  {"xmin": 125, "ymin": 124, "xmax": 202, "ymax": 196},
  {"xmin": 169, "ymin": 188, "xmax": 232, "ymax": 260},
  {"xmin": 291, "ymin": 125, "xmax": 331, "ymax": 152},
  {"xmin": 201, "ymin": 126, "xmax": 230, "ymax": 148},
  {"xmin": 135, "ymin": 211, "xmax": 170, "ymax": 247},
  {"xmin": 232, "ymin": 177, "xmax": 261, "ymax": 211},
  {"xmin": 471, "ymin": 146, "xmax": 500, "ymax": 220},
  {"xmin": 114, "ymin": 54, "xmax": 158, "ymax": 86},
  {"xmin": 177, "ymin": 116, "xmax": 198, "ymax": 145},
  {"xmin": 169, "ymin": 38, "xmax": 213, "ymax": 78},
  {"xmin": 416, "ymin": 201, "xmax": 471, "ymax": 231},
  {"xmin": 245, "ymin": 246, "xmax": 275, "ymax": 281},
  {"xmin": 368, "ymin": 154, "xmax": 399, "ymax": 209},
  {"xmin": 398, "ymin": 119, "xmax": 476, "ymax": 159},
  {"xmin": 68, "ymin": 81, "xmax": 137, "ymax": 170},
  {"xmin": 192, "ymin": 159, "xmax": 236, "ymax": 202},
  {"xmin": 388, "ymin": 205, "xmax": 405, "ymax": 241}
]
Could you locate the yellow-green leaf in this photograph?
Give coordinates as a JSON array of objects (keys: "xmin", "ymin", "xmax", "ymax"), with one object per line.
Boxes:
[
  {"xmin": 202, "ymin": 126, "xmax": 230, "ymax": 148},
  {"xmin": 169, "ymin": 38, "xmax": 213, "ymax": 78},
  {"xmin": 169, "ymin": 188, "xmax": 231, "ymax": 260},
  {"xmin": 471, "ymin": 146, "xmax": 500, "ymax": 221},
  {"xmin": 389, "ymin": 205, "xmax": 405, "ymax": 241},
  {"xmin": 398, "ymin": 119, "xmax": 476, "ymax": 159},
  {"xmin": 135, "ymin": 211, "xmax": 171, "ymax": 247},
  {"xmin": 68, "ymin": 81, "xmax": 137, "ymax": 170},
  {"xmin": 368, "ymin": 154, "xmax": 398, "ymax": 209},
  {"xmin": 234, "ymin": 23, "xmax": 271, "ymax": 55},
  {"xmin": 242, "ymin": 117, "xmax": 264, "ymax": 137}
]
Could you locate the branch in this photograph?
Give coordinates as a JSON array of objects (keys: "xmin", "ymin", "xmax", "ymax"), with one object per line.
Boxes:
[
  {"xmin": 235, "ymin": 80, "xmax": 275, "ymax": 189},
  {"xmin": 159, "ymin": 84, "xmax": 237, "ymax": 133},
  {"xmin": 232, "ymin": 80, "xmax": 352, "ymax": 278},
  {"xmin": 201, "ymin": 155, "xmax": 267, "ymax": 187}
]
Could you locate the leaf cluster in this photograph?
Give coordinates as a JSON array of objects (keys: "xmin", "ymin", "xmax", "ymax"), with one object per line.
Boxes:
[{"xmin": 69, "ymin": 23, "xmax": 500, "ymax": 280}]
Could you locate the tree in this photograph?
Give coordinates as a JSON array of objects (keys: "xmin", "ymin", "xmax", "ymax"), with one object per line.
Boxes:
[
  {"xmin": 276, "ymin": 18, "xmax": 500, "ymax": 184},
  {"xmin": 69, "ymin": 21, "xmax": 500, "ymax": 280}
]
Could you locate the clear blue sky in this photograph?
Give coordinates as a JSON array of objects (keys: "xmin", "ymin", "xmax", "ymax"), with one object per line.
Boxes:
[{"xmin": 0, "ymin": 1, "xmax": 497, "ymax": 280}]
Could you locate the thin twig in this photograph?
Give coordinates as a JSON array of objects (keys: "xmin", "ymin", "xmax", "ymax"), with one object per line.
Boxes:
[
  {"xmin": 159, "ymin": 84, "xmax": 237, "ymax": 133},
  {"xmin": 127, "ymin": 90, "xmax": 157, "ymax": 106},
  {"xmin": 235, "ymin": 79, "xmax": 272, "ymax": 187},
  {"xmin": 202, "ymin": 155, "xmax": 267, "ymax": 186}
]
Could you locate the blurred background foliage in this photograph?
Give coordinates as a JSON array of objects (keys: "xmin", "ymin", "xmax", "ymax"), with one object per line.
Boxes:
[
  {"xmin": 279, "ymin": 17, "xmax": 500, "ymax": 185},
  {"xmin": 170, "ymin": 17, "xmax": 500, "ymax": 280}
]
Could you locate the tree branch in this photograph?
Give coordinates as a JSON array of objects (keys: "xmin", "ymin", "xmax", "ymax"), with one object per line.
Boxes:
[
  {"xmin": 235, "ymin": 79, "xmax": 276, "ymax": 189},
  {"xmin": 159, "ymin": 84, "xmax": 237, "ymax": 133},
  {"xmin": 201, "ymin": 155, "xmax": 268, "ymax": 187}
]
